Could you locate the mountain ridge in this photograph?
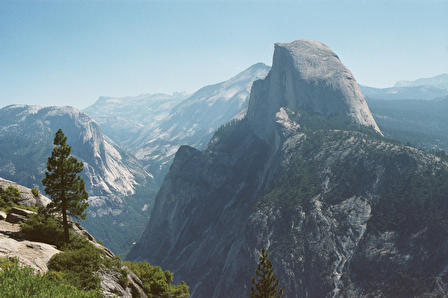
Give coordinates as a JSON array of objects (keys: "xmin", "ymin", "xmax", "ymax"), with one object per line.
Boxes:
[{"xmin": 395, "ymin": 73, "xmax": 448, "ymax": 90}]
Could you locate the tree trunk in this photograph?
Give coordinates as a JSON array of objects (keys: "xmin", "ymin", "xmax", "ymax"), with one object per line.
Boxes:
[{"xmin": 62, "ymin": 208, "xmax": 70, "ymax": 243}]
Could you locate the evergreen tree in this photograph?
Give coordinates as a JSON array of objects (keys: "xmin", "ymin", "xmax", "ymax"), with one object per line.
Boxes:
[
  {"xmin": 42, "ymin": 129, "xmax": 89, "ymax": 243},
  {"xmin": 251, "ymin": 248, "xmax": 283, "ymax": 298}
]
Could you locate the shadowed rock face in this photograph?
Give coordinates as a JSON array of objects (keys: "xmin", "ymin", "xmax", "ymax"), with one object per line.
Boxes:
[
  {"xmin": 128, "ymin": 40, "xmax": 448, "ymax": 297},
  {"xmin": 247, "ymin": 40, "xmax": 382, "ymax": 141}
]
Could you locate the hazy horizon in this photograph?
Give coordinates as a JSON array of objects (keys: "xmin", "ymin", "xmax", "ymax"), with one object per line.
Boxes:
[{"xmin": 1, "ymin": 0, "xmax": 447, "ymax": 109}]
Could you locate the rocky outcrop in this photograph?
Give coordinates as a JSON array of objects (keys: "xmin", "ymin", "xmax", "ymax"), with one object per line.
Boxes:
[
  {"xmin": 5, "ymin": 207, "xmax": 36, "ymax": 224},
  {"xmin": 99, "ymin": 267, "xmax": 147, "ymax": 298},
  {"xmin": 0, "ymin": 178, "xmax": 58, "ymax": 274},
  {"xmin": 0, "ymin": 177, "xmax": 50, "ymax": 208},
  {"xmin": 0, "ymin": 187, "xmax": 56, "ymax": 273},
  {"xmin": 129, "ymin": 40, "xmax": 448, "ymax": 297},
  {"xmin": 0, "ymin": 232, "xmax": 60, "ymax": 273},
  {"xmin": 0, "ymin": 177, "xmax": 148, "ymax": 297},
  {"xmin": 0, "ymin": 219, "xmax": 147, "ymax": 297}
]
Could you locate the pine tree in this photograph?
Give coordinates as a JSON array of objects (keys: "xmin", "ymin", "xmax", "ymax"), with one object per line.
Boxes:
[
  {"xmin": 251, "ymin": 248, "xmax": 283, "ymax": 298},
  {"xmin": 42, "ymin": 129, "xmax": 89, "ymax": 243}
]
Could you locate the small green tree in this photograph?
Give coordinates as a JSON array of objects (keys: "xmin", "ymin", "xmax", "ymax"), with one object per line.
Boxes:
[
  {"xmin": 251, "ymin": 248, "xmax": 283, "ymax": 298},
  {"xmin": 42, "ymin": 129, "xmax": 89, "ymax": 243},
  {"xmin": 31, "ymin": 187, "xmax": 39, "ymax": 197}
]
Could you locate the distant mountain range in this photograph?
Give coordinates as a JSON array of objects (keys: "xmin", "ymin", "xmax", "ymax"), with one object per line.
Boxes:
[
  {"xmin": 359, "ymin": 73, "xmax": 448, "ymax": 100},
  {"xmin": 395, "ymin": 73, "xmax": 448, "ymax": 90},
  {"xmin": 83, "ymin": 92, "xmax": 188, "ymax": 149},
  {"xmin": 360, "ymin": 84, "xmax": 448, "ymax": 100},
  {"xmin": 84, "ymin": 63, "xmax": 270, "ymax": 183}
]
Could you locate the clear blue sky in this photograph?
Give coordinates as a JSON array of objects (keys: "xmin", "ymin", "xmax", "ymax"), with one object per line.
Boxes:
[{"xmin": 1, "ymin": 0, "xmax": 447, "ymax": 109}]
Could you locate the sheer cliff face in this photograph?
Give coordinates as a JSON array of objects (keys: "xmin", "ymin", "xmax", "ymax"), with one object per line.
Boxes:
[
  {"xmin": 247, "ymin": 40, "xmax": 381, "ymax": 141},
  {"xmin": 128, "ymin": 40, "xmax": 448, "ymax": 297}
]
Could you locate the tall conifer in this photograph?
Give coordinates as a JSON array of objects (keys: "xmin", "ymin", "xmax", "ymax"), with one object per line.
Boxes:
[{"xmin": 42, "ymin": 129, "xmax": 89, "ymax": 242}]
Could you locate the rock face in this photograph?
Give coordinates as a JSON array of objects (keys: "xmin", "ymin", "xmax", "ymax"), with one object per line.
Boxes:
[
  {"xmin": 0, "ymin": 177, "xmax": 51, "ymax": 208},
  {"xmin": 128, "ymin": 40, "xmax": 448, "ymax": 297},
  {"xmin": 0, "ymin": 232, "xmax": 60, "ymax": 273},
  {"xmin": 0, "ymin": 178, "xmax": 62, "ymax": 273},
  {"xmin": 0, "ymin": 106, "xmax": 154, "ymax": 255}
]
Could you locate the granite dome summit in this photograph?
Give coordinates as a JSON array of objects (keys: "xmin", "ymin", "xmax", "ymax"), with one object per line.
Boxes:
[{"xmin": 247, "ymin": 39, "xmax": 382, "ymax": 139}]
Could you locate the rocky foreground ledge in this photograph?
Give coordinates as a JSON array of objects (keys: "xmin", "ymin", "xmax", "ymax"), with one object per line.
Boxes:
[{"xmin": 0, "ymin": 177, "xmax": 147, "ymax": 297}]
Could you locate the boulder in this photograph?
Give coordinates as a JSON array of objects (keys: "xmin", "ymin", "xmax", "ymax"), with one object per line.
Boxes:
[
  {"xmin": 6, "ymin": 207, "xmax": 36, "ymax": 224},
  {"xmin": 125, "ymin": 268, "xmax": 148, "ymax": 298},
  {"xmin": 0, "ymin": 211, "xmax": 6, "ymax": 220},
  {"xmin": 99, "ymin": 267, "xmax": 149, "ymax": 298}
]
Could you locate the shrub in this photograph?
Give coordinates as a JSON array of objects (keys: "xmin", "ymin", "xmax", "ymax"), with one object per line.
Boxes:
[
  {"xmin": 0, "ymin": 197, "xmax": 9, "ymax": 211},
  {"xmin": 0, "ymin": 186, "xmax": 20, "ymax": 203},
  {"xmin": 21, "ymin": 212, "xmax": 128, "ymax": 292},
  {"xmin": 31, "ymin": 187, "xmax": 39, "ymax": 197},
  {"xmin": 48, "ymin": 244, "xmax": 102, "ymax": 291},
  {"xmin": 48, "ymin": 239, "xmax": 127, "ymax": 292},
  {"xmin": 0, "ymin": 258, "xmax": 101, "ymax": 298},
  {"xmin": 21, "ymin": 212, "xmax": 66, "ymax": 248},
  {"xmin": 0, "ymin": 186, "xmax": 39, "ymax": 213},
  {"xmin": 124, "ymin": 261, "xmax": 190, "ymax": 297},
  {"xmin": 0, "ymin": 186, "xmax": 21, "ymax": 210}
]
